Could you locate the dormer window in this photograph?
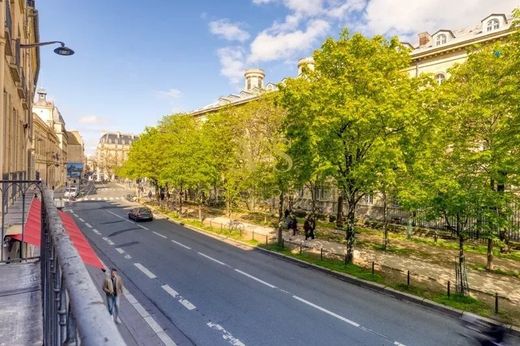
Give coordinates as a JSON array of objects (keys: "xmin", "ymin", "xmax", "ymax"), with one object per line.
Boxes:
[
  {"xmin": 436, "ymin": 34, "xmax": 447, "ymax": 46},
  {"xmin": 487, "ymin": 18, "xmax": 500, "ymax": 32},
  {"xmin": 435, "ymin": 73, "xmax": 446, "ymax": 85}
]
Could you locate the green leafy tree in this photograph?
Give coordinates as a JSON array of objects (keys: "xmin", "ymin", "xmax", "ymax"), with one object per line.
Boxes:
[{"xmin": 280, "ymin": 31, "xmax": 422, "ymax": 262}]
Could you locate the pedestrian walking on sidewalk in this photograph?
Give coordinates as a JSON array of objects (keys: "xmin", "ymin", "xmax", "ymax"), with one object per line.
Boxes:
[{"xmin": 102, "ymin": 268, "xmax": 124, "ymax": 324}]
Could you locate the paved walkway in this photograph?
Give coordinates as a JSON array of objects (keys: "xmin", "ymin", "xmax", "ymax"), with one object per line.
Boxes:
[
  {"xmin": 0, "ymin": 261, "xmax": 42, "ymax": 346},
  {"xmin": 207, "ymin": 215, "xmax": 520, "ymax": 305}
]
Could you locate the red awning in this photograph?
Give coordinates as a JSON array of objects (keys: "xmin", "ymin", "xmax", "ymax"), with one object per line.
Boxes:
[{"xmin": 11, "ymin": 199, "xmax": 103, "ymax": 269}]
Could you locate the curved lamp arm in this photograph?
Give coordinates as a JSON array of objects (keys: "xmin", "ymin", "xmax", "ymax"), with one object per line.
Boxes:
[{"xmin": 18, "ymin": 40, "xmax": 75, "ymax": 56}]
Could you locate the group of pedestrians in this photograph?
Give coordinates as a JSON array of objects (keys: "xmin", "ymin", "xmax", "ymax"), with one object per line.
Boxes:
[{"xmin": 284, "ymin": 209, "xmax": 316, "ymax": 240}]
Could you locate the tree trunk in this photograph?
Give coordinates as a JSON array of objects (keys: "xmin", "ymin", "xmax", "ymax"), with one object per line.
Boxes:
[
  {"xmin": 457, "ymin": 234, "xmax": 467, "ymax": 295},
  {"xmin": 277, "ymin": 191, "xmax": 284, "ymax": 246},
  {"xmin": 486, "ymin": 238, "xmax": 494, "ymax": 271},
  {"xmin": 345, "ymin": 207, "xmax": 355, "ymax": 263},
  {"xmin": 336, "ymin": 192, "xmax": 344, "ymax": 229},
  {"xmin": 382, "ymin": 191, "xmax": 388, "ymax": 251},
  {"xmin": 179, "ymin": 188, "xmax": 183, "ymax": 216}
]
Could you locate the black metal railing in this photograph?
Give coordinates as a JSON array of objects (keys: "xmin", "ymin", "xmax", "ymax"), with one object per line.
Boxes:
[
  {"xmin": 40, "ymin": 189, "xmax": 126, "ymax": 345},
  {"xmin": 1, "ymin": 181, "xmax": 126, "ymax": 345}
]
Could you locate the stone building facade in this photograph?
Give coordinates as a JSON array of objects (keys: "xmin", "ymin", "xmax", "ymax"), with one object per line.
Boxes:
[
  {"xmin": 0, "ymin": 0, "xmax": 40, "ymax": 183},
  {"xmin": 95, "ymin": 132, "xmax": 138, "ymax": 181},
  {"xmin": 32, "ymin": 90, "xmax": 68, "ymax": 187},
  {"xmin": 33, "ymin": 112, "xmax": 61, "ymax": 188}
]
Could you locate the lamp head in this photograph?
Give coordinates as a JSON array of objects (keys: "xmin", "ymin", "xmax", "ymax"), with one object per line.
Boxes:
[{"xmin": 54, "ymin": 46, "xmax": 74, "ymax": 56}]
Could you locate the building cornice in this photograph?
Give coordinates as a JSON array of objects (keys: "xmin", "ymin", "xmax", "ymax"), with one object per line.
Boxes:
[{"xmin": 411, "ymin": 27, "xmax": 514, "ymax": 62}]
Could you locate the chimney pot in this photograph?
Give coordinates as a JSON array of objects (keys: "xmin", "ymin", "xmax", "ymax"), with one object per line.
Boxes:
[{"xmin": 418, "ymin": 32, "xmax": 431, "ymax": 47}]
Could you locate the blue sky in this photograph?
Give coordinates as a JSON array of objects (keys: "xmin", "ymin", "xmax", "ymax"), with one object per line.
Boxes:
[{"xmin": 37, "ymin": 0, "xmax": 519, "ymax": 154}]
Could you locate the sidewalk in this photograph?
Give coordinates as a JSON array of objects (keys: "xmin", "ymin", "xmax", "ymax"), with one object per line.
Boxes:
[
  {"xmin": 206, "ymin": 215, "xmax": 520, "ymax": 305},
  {"xmin": 0, "ymin": 261, "xmax": 42, "ymax": 345}
]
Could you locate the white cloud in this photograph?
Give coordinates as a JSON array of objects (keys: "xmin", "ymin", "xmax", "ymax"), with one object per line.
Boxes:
[
  {"xmin": 78, "ymin": 115, "xmax": 105, "ymax": 125},
  {"xmin": 157, "ymin": 88, "xmax": 183, "ymax": 99},
  {"xmin": 209, "ymin": 19, "xmax": 251, "ymax": 42},
  {"xmin": 217, "ymin": 47, "xmax": 246, "ymax": 84},
  {"xmin": 249, "ymin": 19, "xmax": 330, "ymax": 63}
]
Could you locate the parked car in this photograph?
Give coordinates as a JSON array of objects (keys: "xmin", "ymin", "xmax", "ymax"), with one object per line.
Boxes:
[
  {"xmin": 64, "ymin": 187, "xmax": 79, "ymax": 199},
  {"xmin": 128, "ymin": 207, "xmax": 153, "ymax": 221}
]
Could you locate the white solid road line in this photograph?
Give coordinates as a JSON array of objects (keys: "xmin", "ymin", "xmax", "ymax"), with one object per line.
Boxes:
[
  {"xmin": 115, "ymin": 248, "xmax": 125, "ymax": 254},
  {"xmin": 125, "ymin": 290, "xmax": 177, "ymax": 346},
  {"xmin": 206, "ymin": 322, "xmax": 245, "ymax": 346},
  {"xmin": 197, "ymin": 252, "xmax": 227, "ymax": 266},
  {"xmin": 161, "ymin": 284, "xmax": 179, "ymax": 298},
  {"xmin": 234, "ymin": 269, "xmax": 277, "ymax": 289},
  {"xmin": 152, "ymin": 231, "xmax": 167, "ymax": 238},
  {"xmin": 134, "ymin": 263, "xmax": 157, "ymax": 279},
  {"xmin": 171, "ymin": 239, "xmax": 191, "ymax": 250},
  {"xmin": 292, "ymin": 295, "xmax": 360, "ymax": 327}
]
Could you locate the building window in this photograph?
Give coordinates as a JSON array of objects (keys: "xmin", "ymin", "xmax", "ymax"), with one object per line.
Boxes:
[
  {"xmin": 435, "ymin": 73, "xmax": 446, "ymax": 85},
  {"xmin": 436, "ymin": 34, "xmax": 447, "ymax": 46},
  {"xmin": 487, "ymin": 18, "xmax": 500, "ymax": 32}
]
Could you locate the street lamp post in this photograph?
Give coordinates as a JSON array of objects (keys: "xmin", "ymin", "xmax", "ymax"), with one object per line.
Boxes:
[{"xmin": 18, "ymin": 40, "xmax": 75, "ymax": 56}]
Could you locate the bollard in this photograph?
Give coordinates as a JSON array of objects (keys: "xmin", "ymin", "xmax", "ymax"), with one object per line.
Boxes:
[
  {"xmin": 447, "ymin": 281, "xmax": 450, "ymax": 297},
  {"xmin": 299, "ymin": 244, "xmax": 303, "ymax": 255},
  {"xmin": 495, "ymin": 293, "xmax": 499, "ymax": 314},
  {"xmin": 281, "ymin": 238, "xmax": 284, "ymax": 249},
  {"xmin": 239, "ymin": 228, "xmax": 242, "ymax": 237},
  {"xmin": 209, "ymin": 221, "xmax": 212, "ymax": 229},
  {"xmin": 252, "ymin": 231, "xmax": 255, "ymax": 241},
  {"xmin": 407, "ymin": 271, "xmax": 410, "ymax": 287},
  {"xmin": 320, "ymin": 248, "xmax": 323, "ymax": 261},
  {"xmin": 265, "ymin": 235, "xmax": 268, "ymax": 246},
  {"xmin": 371, "ymin": 261, "xmax": 375, "ymax": 275}
]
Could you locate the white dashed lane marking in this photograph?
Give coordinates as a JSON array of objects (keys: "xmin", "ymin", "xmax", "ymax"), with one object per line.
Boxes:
[
  {"xmin": 134, "ymin": 263, "xmax": 157, "ymax": 279},
  {"xmin": 152, "ymin": 231, "xmax": 166, "ymax": 238},
  {"xmin": 78, "ymin": 217, "xmax": 85, "ymax": 222},
  {"xmin": 161, "ymin": 284, "xmax": 179, "ymax": 298},
  {"xmin": 234, "ymin": 269, "xmax": 276, "ymax": 289},
  {"xmin": 161, "ymin": 284, "xmax": 196, "ymax": 311},
  {"xmin": 171, "ymin": 239, "xmax": 191, "ymax": 250},
  {"xmin": 207, "ymin": 322, "xmax": 245, "ymax": 346},
  {"xmin": 292, "ymin": 295, "xmax": 359, "ymax": 327},
  {"xmin": 197, "ymin": 252, "xmax": 227, "ymax": 266},
  {"xmin": 115, "ymin": 248, "xmax": 125, "ymax": 254},
  {"xmin": 179, "ymin": 299, "xmax": 196, "ymax": 311},
  {"xmin": 92, "ymin": 229, "xmax": 101, "ymax": 235},
  {"xmin": 85, "ymin": 222, "xmax": 92, "ymax": 228},
  {"xmin": 124, "ymin": 290, "xmax": 177, "ymax": 346},
  {"xmin": 138, "ymin": 224, "xmax": 150, "ymax": 230}
]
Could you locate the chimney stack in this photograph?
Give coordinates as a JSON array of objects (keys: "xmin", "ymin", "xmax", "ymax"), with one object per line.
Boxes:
[{"xmin": 418, "ymin": 32, "xmax": 431, "ymax": 47}]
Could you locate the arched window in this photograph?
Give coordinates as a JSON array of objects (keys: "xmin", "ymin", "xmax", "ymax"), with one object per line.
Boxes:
[
  {"xmin": 435, "ymin": 73, "xmax": 446, "ymax": 85},
  {"xmin": 487, "ymin": 18, "xmax": 500, "ymax": 32},
  {"xmin": 436, "ymin": 33, "xmax": 447, "ymax": 46}
]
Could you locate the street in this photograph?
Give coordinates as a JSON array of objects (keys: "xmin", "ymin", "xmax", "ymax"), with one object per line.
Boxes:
[{"xmin": 66, "ymin": 182, "xmax": 509, "ymax": 346}]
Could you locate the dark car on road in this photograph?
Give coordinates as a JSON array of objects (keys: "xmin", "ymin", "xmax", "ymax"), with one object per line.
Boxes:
[{"xmin": 128, "ymin": 207, "xmax": 153, "ymax": 221}]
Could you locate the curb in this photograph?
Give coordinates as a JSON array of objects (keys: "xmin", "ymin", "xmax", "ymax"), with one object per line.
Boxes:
[{"xmin": 146, "ymin": 205, "xmax": 520, "ymax": 338}]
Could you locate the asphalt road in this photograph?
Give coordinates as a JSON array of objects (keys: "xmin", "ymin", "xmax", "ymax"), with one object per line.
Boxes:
[{"xmin": 67, "ymin": 182, "xmax": 516, "ymax": 346}]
